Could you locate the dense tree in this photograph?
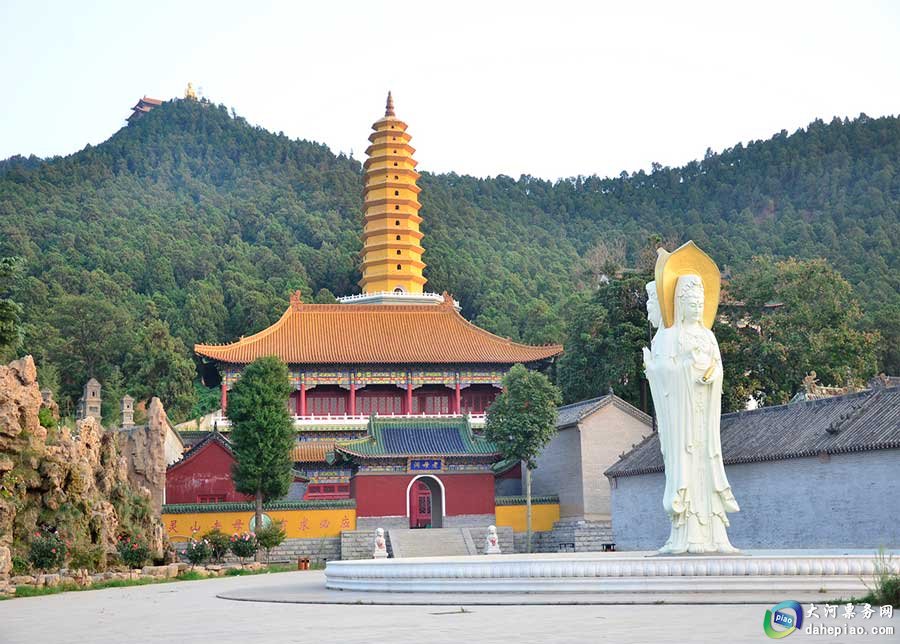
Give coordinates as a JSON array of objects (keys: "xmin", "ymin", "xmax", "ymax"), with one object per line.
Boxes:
[
  {"xmin": 227, "ymin": 356, "xmax": 294, "ymax": 533},
  {"xmin": 0, "ymin": 99, "xmax": 896, "ymax": 417},
  {"xmin": 719, "ymin": 257, "xmax": 880, "ymax": 408},
  {"xmin": 0, "ymin": 256, "xmax": 21, "ymax": 354},
  {"xmin": 485, "ymin": 364, "xmax": 562, "ymax": 552},
  {"xmin": 557, "ymin": 274, "xmax": 651, "ymax": 408},
  {"xmin": 46, "ymin": 294, "xmax": 135, "ymax": 407},
  {"xmin": 123, "ymin": 318, "xmax": 197, "ymax": 419}
]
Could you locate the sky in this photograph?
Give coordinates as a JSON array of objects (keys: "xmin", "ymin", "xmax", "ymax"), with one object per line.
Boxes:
[{"xmin": 1, "ymin": 0, "xmax": 899, "ymax": 180}]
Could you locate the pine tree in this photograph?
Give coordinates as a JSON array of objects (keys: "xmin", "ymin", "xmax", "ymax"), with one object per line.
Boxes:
[{"xmin": 227, "ymin": 356, "xmax": 294, "ymax": 534}]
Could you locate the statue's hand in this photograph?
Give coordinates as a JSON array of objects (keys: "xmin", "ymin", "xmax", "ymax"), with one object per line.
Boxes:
[{"xmin": 642, "ymin": 347, "xmax": 651, "ymax": 368}]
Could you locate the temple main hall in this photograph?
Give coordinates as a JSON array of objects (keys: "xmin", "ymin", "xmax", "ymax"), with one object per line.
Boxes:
[{"xmin": 188, "ymin": 94, "xmax": 562, "ymax": 530}]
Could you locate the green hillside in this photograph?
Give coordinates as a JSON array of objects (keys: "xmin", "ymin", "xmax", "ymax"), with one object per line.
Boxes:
[{"xmin": 0, "ymin": 99, "xmax": 896, "ymax": 417}]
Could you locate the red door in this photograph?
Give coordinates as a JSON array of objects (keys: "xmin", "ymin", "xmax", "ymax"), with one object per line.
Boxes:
[{"xmin": 410, "ymin": 482, "xmax": 432, "ymax": 528}]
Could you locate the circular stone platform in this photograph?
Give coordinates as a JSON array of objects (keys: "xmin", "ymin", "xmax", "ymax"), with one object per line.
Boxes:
[{"xmin": 217, "ymin": 550, "xmax": 898, "ymax": 606}]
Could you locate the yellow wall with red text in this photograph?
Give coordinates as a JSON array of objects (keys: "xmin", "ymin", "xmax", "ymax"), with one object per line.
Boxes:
[{"xmin": 163, "ymin": 508, "xmax": 355, "ymax": 541}]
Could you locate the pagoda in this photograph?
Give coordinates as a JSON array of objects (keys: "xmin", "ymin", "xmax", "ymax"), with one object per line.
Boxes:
[
  {"xmin": 359, "ymin": 91, "xmax": 426, "ymax": 296},
  {"xmin": 127, "ymin": 96, "xmax": 163, "ymax": 123},
  {"xmin": 193, "ymin": 94, "xmax": 563, "ymax": 529}
]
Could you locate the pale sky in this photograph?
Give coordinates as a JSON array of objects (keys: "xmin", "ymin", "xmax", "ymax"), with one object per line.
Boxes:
[{"xmin": 2, "ymin": 0, "xmax": 899, "ymax": 179}]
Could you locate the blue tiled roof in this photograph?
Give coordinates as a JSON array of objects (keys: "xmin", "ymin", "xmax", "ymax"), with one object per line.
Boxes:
[
  {"xmin": 333, "ymin": 417, "xmax": 499, "ymax": 459},
  {"xmin": 382, "ymin": 425, "xmax": 468, "ymax": 454}
]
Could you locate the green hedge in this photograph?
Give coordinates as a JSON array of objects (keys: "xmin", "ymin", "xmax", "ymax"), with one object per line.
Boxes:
[{"xmin": 162, "ymin": 499, "xmax": 356, "ymax": 514}]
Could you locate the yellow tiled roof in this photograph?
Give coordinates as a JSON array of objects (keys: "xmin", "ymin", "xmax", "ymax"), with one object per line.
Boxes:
[
  {"xmin": 291, "ymin": 441, "xmax": 335, "ymax": 463},
  {"xmin": 195, "ymin": 295, "xmax": 562, "ymax": 365}
]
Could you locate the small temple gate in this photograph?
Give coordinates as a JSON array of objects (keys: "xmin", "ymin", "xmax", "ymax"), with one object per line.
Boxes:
[{"xmin": 188, "ymin": 94, "xmax": 563, "ymax": 530}]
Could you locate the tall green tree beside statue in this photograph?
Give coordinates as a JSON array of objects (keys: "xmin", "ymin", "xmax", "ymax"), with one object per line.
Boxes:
[
  {"xmin": 227, "ymin": 356, "xmax": 295, "ymax": 535},
  {"xmin": 557, "ymin": 273, "xmax": 652, "ymax": 408},
  {"xmin": 485, "ymin": 363, "xmax": 562, "ymax": 553}
]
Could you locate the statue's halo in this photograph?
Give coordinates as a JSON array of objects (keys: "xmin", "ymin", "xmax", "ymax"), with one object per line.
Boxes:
[{"xmin": 654, "ymin": 241, "xmax": 720, "ymax": 329}]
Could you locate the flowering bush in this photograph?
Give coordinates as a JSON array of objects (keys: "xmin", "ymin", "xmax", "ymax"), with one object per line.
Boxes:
[
  {"xmin": 183, "ymin": 537, "xmax": 210, "ymax": 568},
  {"xmin": 117, "ymin": 534, "xmax": 150, "ymax": 569},
  {"xmin": 229, "ymin": 532, "xmax": 258, "ymax": 565},
  {"xmin": 29, "ymin": 528, "xmax": 67, "ymax": 572},
  {"xmin": 203, "ymin": 529, "xmax": 231, "ymax": 563}
]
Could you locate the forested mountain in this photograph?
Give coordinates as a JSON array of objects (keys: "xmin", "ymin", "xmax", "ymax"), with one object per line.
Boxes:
[{"xmin": 0, "ymin": 99, "xmax": 896, "ymax": 419}]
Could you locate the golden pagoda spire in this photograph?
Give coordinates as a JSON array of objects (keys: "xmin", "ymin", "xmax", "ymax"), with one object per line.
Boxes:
[{"xmin": 359, "ymin": 92, "xmax": 426, "ymax": 295}]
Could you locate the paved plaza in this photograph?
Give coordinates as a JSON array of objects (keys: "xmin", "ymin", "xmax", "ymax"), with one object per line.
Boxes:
[{"xmin": 0, "ymin": 571, "xmax": 895, "ymax": 643}]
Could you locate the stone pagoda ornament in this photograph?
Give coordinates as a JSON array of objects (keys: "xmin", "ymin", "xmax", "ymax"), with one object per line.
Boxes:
[{"xmin": 642, "ymin": 242, "xmax": 740, "ymax": 554}]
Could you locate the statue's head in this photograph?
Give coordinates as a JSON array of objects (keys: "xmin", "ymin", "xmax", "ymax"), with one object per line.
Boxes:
[
  {"xmin": 645, "ymin": 281, "xmax": 662, "ymax": 328},
  {"xmin": 376, "ymin": 528, "xmax": 384, "ymax": 537},
  {"xmin": 675, "ymin": 274, "xmax": 704, "ymax": 325}
]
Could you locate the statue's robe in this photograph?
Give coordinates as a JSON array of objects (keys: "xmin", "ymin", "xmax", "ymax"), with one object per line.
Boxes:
[{"xmin": 644, "ymin": 316, "xmax": 738, "ymax": 553}]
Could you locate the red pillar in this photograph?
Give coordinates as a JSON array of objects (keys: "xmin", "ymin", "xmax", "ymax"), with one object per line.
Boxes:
[
  {"xmin": 406, "ymin": 376, "xmax": 413, "ymax": 415},
  {"xmin": 454, "ymin": 378, "xmax": 462, "ymax": 415},
  {"xmin": 300, "ymin": 382, "xmax": 307, "ymax": 417},
  {"xmin": 349, "ymin": 375, "xmax": 357, "ymax": 416},
  {"xmin": 220, "ymin": 379, "xmax": 228, "ymax": 414}
]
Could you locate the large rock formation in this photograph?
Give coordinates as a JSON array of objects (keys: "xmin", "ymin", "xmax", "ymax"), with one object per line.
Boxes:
[
  {"xmin": 121, "ymin": 397, "xmax": 168, "ymax": 516},
  {"xmin": 0, "ymin": 356, "xmax": 165, "ymax": 587}
]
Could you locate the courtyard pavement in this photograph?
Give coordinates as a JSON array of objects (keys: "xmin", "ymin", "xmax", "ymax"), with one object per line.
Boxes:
[{"xmin": 0, "ymin": 570, "xmax": 895, "ymax": 643}]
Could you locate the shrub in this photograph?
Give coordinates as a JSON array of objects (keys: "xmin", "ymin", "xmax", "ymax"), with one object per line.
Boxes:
[
  {"xmin": 229, "ymin": 532, "xmax": 258, "ymax": 566},
  {"xmin": 864, "ymin": 549, "xmax": 900, "ymax": 608},
  {"xmin": 69, "ymin": 544, "xmax": 104, "ymax": 572},
  {"xmin": 11, "ymin": 554, "xmax": 30, "ymax": 575},
  {"xmin": 255, "ymin": 521, "xmax": 286, "ymax": 563},
  {"xmin": 29, "ymin": 529, "xmax": 67, "ymax": 572},
  {"xmin": 183, "ymin": 537, "xmax": 210, "ymax": 569},
  {"xmin": 203, "ymin": 529, "xmax": 231, "ymax": 563},
  {"xmin": 38, "ymin": 407, "xmax": 55, "ymax": 429},
  {"xmin": 879, "ymin": 576, "xmax": 900, "ymax": 608},
  {"xmin": 117, "ymin": 534, "xmax": 150, "ymax": 569}
]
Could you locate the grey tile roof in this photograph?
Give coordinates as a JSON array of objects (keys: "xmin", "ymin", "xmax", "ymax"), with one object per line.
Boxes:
[
  {"xmin": 556, "ymin": 395, "xmax": 652, "ymax": 429},
  {"xmin": 557, "ymin": 397, "xmax": 610, "ymax": 428},
  {"xmin": 605, "ymin": 385, "xmax": 900, "ymax": 478}
]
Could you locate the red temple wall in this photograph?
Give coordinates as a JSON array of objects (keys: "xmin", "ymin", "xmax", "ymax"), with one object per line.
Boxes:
[
  {"xmin": 496, "ymin": 462, "xmax": 522, "ymax": 480},
  {"xmin": 165, "ymin": 442, "xmax": 253, "ymax": 504},
  {"xmin": 352, "ymin": 472, "xmax": 495, "ymax": 517}
]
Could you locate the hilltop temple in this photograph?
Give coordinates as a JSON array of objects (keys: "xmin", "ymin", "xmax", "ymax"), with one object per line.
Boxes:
[{"xmin": 186, "ymin": 94, "xmax": 562, "ymax": 530}]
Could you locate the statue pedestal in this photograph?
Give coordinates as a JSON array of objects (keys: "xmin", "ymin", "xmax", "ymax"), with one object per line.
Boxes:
[{"xmin": 325, "ymin": 550, "xmax": 898, "ymax": 602}]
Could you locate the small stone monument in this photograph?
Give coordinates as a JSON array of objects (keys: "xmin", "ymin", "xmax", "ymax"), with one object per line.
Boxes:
[
  {"xmin": 76, "ymin": 378, "xmax": 102, "ymax": 423},
  {"xmin": 484, "ymin": 525, "xmax": 501, "ymax": 554},
  {"xmin": 120, "ymin": 395, "xmax": 135, "ymax": 428},
  {"xmin": 373, "ymin": 528, "xmax": 388, "ymax": 559}
]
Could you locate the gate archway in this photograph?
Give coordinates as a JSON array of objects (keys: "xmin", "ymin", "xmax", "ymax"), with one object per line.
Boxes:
[{"xmin": 405, "ymin": 474, "xmax": 445, "ymax": 528}]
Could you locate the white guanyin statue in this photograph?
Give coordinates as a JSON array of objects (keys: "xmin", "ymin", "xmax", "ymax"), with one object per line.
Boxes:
[{"xmin": 643, "ymin": 242, "xmax": 740, "ymax": 554}]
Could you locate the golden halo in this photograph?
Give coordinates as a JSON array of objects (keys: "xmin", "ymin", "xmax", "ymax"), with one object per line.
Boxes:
[{"xmin": 656, "ymin": 241, "xmax": 720, "ymax": 329}]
